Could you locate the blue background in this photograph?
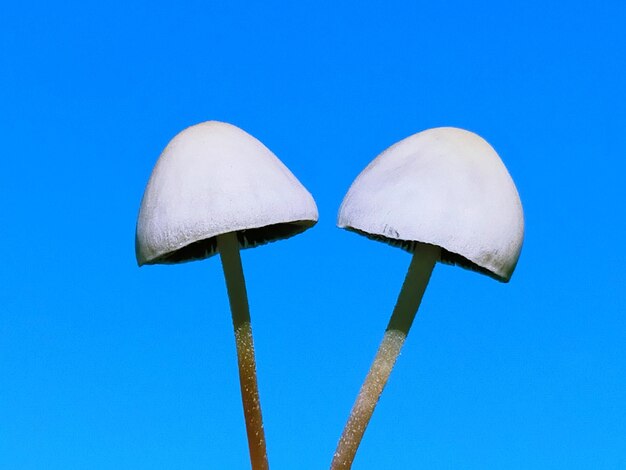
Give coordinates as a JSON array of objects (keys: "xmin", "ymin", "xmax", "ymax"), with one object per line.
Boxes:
[{"xmin": 1, "ymin": 1, "xmax": 625, "ymax": 469}]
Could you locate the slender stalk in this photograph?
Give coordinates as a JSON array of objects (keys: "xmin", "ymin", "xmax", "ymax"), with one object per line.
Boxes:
[
  {"xmin": 217, "ymin": 232, "xmax": 269, "ymax": 470},
  {"xmin": 331, "ymin": 243, "xmax": 440, "ymax": 470}
]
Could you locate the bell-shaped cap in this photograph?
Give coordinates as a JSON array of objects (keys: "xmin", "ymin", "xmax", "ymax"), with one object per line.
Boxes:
[
  {"xmin": 338, "ymin": 127, "xmax": 524, "ymax": 282},
  {"xmin": 136, "ymin": 121, "xmax": 318, "ymax": 266}
]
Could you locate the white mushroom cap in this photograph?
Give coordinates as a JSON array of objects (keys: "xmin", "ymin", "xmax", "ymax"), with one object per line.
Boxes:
[
  {"xmin": 136, "ymin": 121, "xmax": 318, "ymax": 266},
  {"xmin": 338, "ymin": 127, "xmax": 524, "ymax": 282}
]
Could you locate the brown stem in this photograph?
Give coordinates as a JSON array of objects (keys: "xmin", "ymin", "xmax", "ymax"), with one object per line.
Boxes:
[
  {"xmin": 331, "ymin": 243, "xmax": 440, "ymax": 470},
  {"xmin": 218, "ymin": 232, "xmax": 269, "ymax": 470}
]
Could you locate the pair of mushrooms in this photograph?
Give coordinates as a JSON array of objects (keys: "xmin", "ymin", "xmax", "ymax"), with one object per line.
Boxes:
[{"xmin": 135, "ymin": 121, "xmax": 524, "ymax": 469}]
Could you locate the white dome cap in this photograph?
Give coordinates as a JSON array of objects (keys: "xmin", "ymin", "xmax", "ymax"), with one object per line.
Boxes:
[
  {"xmin": 136, "ymin": 121, "xmax": 318, "ymax": 266},
  {"xmin": 338, "ymin": 127, "xmax": 524, "ymax": 281}
]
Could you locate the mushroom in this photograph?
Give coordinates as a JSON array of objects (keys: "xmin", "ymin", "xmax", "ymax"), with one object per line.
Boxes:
[
  {"xmin": 330, "ymin": 127, "xmax": 524, "ymax": 469},
  {"xmin": 136, "ymin": 121, "xmax": 318, "ymax": 470}
]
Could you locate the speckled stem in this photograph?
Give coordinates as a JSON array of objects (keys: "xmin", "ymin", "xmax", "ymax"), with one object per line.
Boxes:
[
  {"xmin": 218, "ymin": 232, "xmax": 269, "ymax": 470},
  {"xmin": 331, "ymin": 243, "xmax": 440, "ymax": 470}
]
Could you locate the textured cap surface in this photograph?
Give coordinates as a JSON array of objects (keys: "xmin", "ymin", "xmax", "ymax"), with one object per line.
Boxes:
[
  {"xmin": 136, "ymin": 121, "xmax": 318, "ymax": 265},
  {"xmin": 338, "ymin": 127, "xmax": 524, "ymax": 281}
]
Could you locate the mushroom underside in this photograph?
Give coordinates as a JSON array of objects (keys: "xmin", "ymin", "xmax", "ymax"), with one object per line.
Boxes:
[
  {"xmin": 344, "ymin": 227, "xmax": 508, "ymax": 282},
  {"xmin": 143, "ymin": 220, "xmax": 316, "ymax": 265}
]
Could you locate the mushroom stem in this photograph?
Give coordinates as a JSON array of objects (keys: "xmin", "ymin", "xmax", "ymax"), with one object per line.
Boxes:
[
  {"xmin": 217, "ymin": 232, "xmax": 269, "ymax": 470},
  {"xmin": 331, "ymin": 243, "xmax": 440, "ymax": 470}
]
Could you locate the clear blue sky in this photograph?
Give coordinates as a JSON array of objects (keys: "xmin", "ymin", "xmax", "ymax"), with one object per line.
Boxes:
[{"xmin": 1, "ymin": 1, "xmax": 625, "ymax": 469}]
